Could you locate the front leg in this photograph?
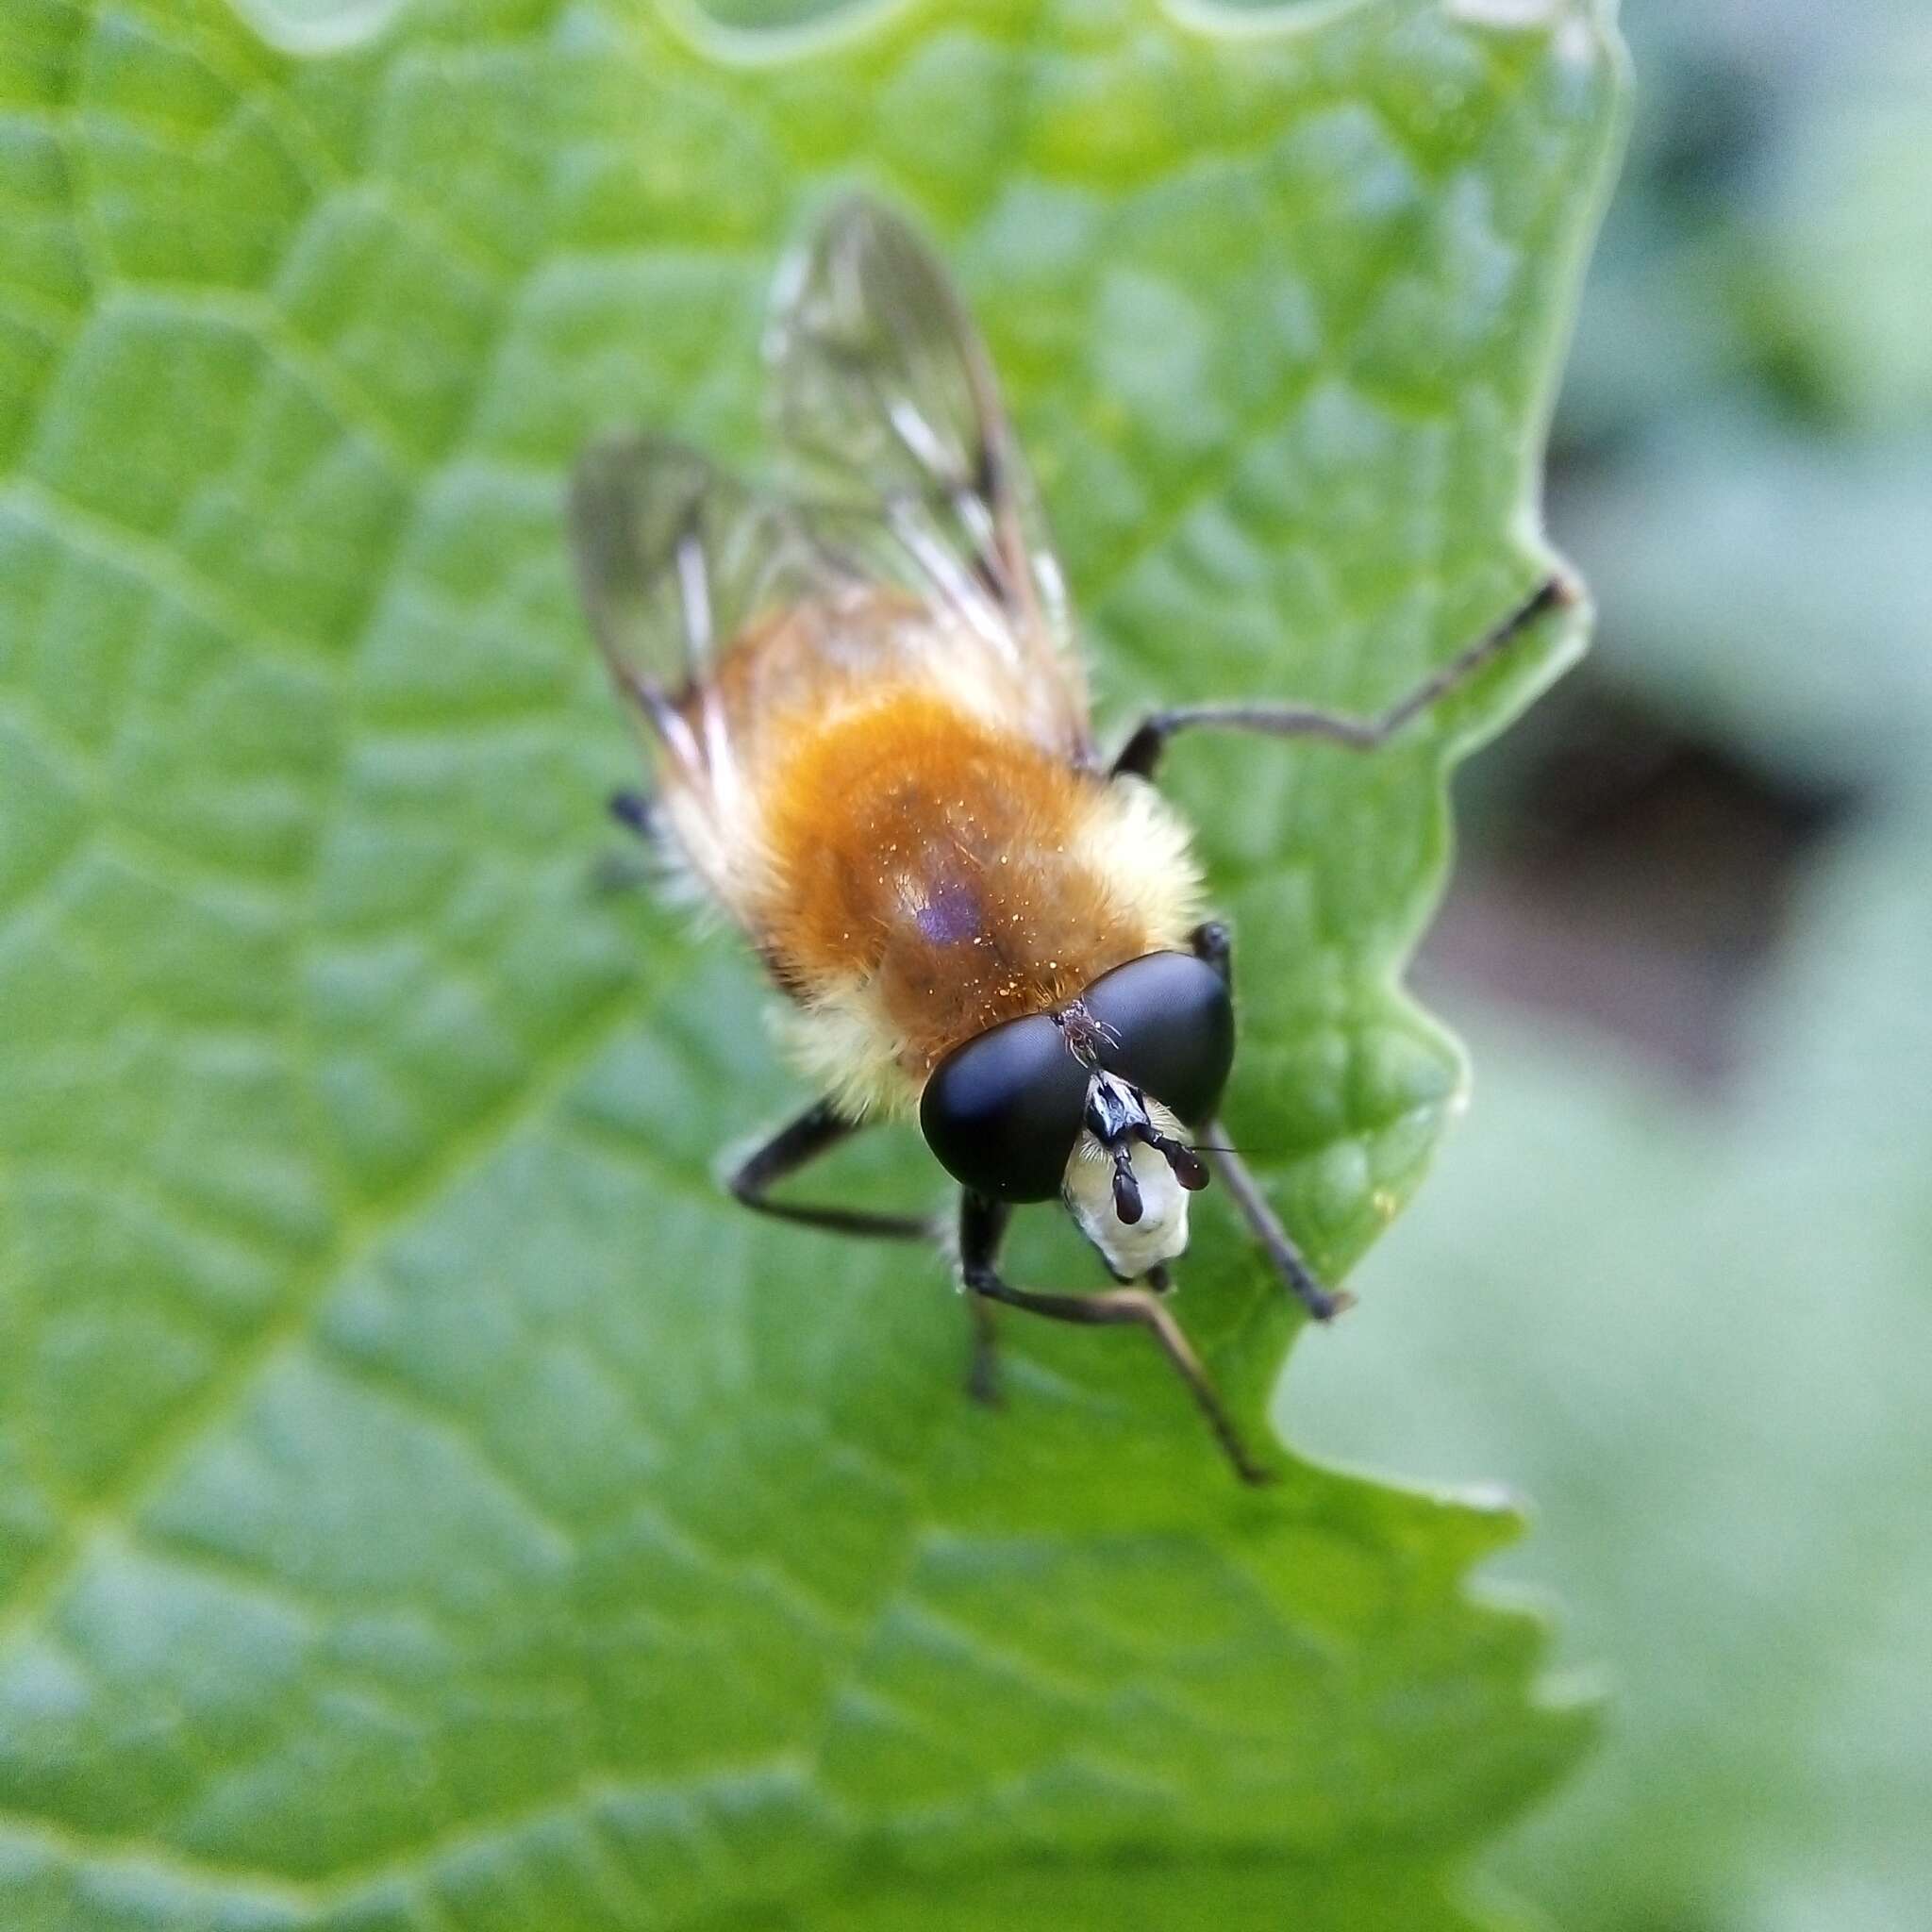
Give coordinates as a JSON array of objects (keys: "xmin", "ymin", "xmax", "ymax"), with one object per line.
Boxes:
[
  {"xmin": 1187, "ymin": 922, "xmax": 1349, "ymax": 1322},
  {"xmin": 727, "ymin": 1099, "xmax": 932, "ymax": 1241},
  {"xmin": 729, "ymin": 1104, "xmax": 1001, "ymax": 1402},
  {"xmin": 1112, "ymin": 572, "xmax": 1577, "ymax": 781},
  {"xmin": 958, "ymin": 1193, "xmax": 1273, "ymax": 1485},
  {"xmin": 1201, "ymin": 1123, "xmax": 1352, "ymax": 1323},
  {"xmin": 608, "ymin": 790, "xmax": 657, "ymax": 839},
  {"xmin": 1190, "ymin": 919, "xmax": 1231, "ymax": 984}
]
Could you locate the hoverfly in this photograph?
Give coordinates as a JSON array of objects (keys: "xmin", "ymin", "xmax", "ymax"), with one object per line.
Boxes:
[{"xmin": 572, "ymin": 197, "xmax": 1570, "ymax": 1483}]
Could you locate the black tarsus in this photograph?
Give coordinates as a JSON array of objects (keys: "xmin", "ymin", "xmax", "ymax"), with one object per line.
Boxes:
[
  {"xmin": 609, "ymin": 789, "xmax": 658, "ymax": 840},
  {"xmin": 594, "ymin": 790, "xmax": 658, "ymax": 896},
  {"xmin": 727, "ymin": 1101, "xmax": 1001, "ymax": 1403},
  {"xmin": 726, "ymin": 1099, "xmax": 932, "ymax": 1243},
  {"xmin": 957, "ymin": 1191, "xmax": 1274, "ymax": 1485},
  {"xmin": 1190, "ymin": 920, "xmax": 1233, "ymax": 985},
  {"xmin": 1110, "ymin": 572, "xmax": 1579, "ymax": 782},
  {"xmin": 1187, "ymin": 922, "xmax": 1349, "ymax": 1322},
  {"xmin": 1201, "ymin": 1117, "xmax": 1353, "ymax": 1323}
]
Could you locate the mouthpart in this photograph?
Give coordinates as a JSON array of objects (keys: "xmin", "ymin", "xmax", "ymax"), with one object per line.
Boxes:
[{"xmin": 1060, "ymin": 1074, "xmax": 1207, "ymax": 1280}]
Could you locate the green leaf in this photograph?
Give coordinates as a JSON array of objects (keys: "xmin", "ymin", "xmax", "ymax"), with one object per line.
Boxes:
[
  {"xmin": 0, "ymin": 1, "xmax": 1622, "ymax": 1926},
  {"xmin": 1292, "ymin": 804, "xmax": 1932, "ymax": 1932}
]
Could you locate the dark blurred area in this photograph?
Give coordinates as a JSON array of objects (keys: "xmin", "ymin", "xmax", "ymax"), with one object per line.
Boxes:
[
  {"xmin": 1291, "ymin": 5, "xmax": 1932, "ymax": 1929},
  {"xmin": 1424, "ymin": 685, "xmax": 1851, "ymax": 1088}
]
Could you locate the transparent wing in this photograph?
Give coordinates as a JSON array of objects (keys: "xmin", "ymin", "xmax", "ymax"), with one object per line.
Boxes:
[
  {"xmin": 767, "ymin": 195, "xmax": 1090, "ymax": 754},
  {"xmin": 571, "ymin": 432, "xmax": 832, "ymax": 785}
]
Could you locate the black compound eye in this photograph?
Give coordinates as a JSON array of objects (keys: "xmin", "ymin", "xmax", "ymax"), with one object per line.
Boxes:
[
  {"xmin": 1082, "ymin": 951, "xmax": 1235, "ymax": 1127},
  {"xmin": 920, "ymin": 1009, "xmax": 1091, "ymax": 1202},
  {"xmin": 919, "ymin": 951, "xmax": 1237, "ymax": 1200}
]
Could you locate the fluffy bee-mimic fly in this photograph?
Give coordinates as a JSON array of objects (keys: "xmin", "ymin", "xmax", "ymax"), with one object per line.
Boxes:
[{"xmin": 572, "ymin": 196, "xmax": 1574, "ymax": 1483}]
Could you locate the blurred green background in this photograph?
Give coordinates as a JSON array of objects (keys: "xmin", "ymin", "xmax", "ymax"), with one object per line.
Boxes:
[
  {"xmin": 1291, "ymin": 4, "xmax": 1932, "ymax": 1928},
  {"xmin": 3, "ymin": 1, "xmax": 1927, "ymax": 1927}
]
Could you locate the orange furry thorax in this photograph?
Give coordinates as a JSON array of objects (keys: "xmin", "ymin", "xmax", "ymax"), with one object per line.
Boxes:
[{"xmin": 756, "ymin": 686, "xmax": 1162, "ymax": 1080}]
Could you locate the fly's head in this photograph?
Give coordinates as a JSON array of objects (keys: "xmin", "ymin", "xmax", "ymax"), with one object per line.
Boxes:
[{"xmin": 918, "ymin": 949, "xmax": 1235, "ymax": 1279}]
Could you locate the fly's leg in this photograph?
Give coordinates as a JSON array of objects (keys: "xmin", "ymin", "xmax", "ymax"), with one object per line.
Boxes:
[
  {"xmin": 1190, "ymin": 920, "xmax": 1232, "ymax": 983},
  {"xmin": 729, "ymin": 1105, "xmax": 1002, "ymax": 1403},
  {"xmin": 609, "ymin": 790, "xmax": 658, "ymax": 840},
  {"xmin": 1111, "ymin": 573, "xmax": 1578, "ymax": 782},
  {"xmin": 595, "ymin": 791, "xmax": 661, "ymax": 894},
  {"xmin": 966, "ymin": 1281, "xmax": 1002, "ymax": 1409},
  {"xmin": 1201, "ymin": 1120, "xmax": 1353, "ymax": 1323},
  {"xmin": 727, "ymin": 1099, "xmax": 933, "ymax": 1241},
  {"xmin": 958, "ymin": 1192, "xmax": 1274, "ymax": 1485},
  {"xmin": 1186, "ymin": 922, "xmax": 1350, "ymax": 1322}
]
